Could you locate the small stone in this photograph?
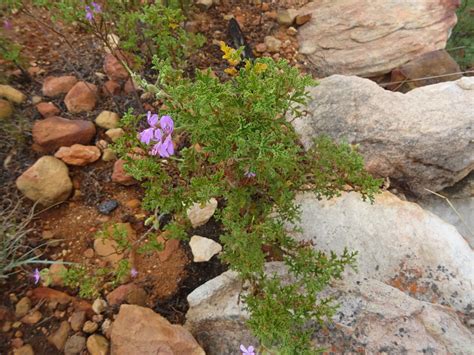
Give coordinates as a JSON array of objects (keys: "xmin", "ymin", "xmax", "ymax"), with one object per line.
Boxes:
[
  {"xmin": 0, "ymin": 99, "xmax": 13, "ymax": 119},
  {"xmin": 287, "ymin": 26, "xmax": 298, "ymax": 36},
  {"xmin": 48, "ymin": 263, "xmax": 67, "ymax": 286},
  {"xmin": 69, "ymin": 310, "xmax": 86, "ymax": 332},
  {"xmin": 87, "ymin": 334, "xmax": 109, "ymax": 355},
  {"xmin": 189, "ymin": 235, "xmax": 222, "ymax": 262},
  {"xmin": 295, "ymin": 13, "xmax": 312, "ymax": 26},
  {"xmin": 2, "ymin": 321, "xmax": 12, "ymax": 332},
  {"xmin": 64, "ymin": 81, "xmax": 98, "ymax": 113},
  {"xmin": 125, "ymin": 199, "xmax": 141, "ymax": 209},
  {"xmin": 157, "ymin": 237, "xmax": 180, "ymax": 262},
  {"xmin": 264, "ymin": 36, "xmax": 282, "ymax": 53},
  {"xmin": 42, "ymin": 76, "xmax": 78, "ymax": 97},
  {"xmin": 21, "ymin": 310, "xmax": 42, "ymax": 324},
  {"xmin": 106, "ymin": 284, "xmax": 138, "ymax": 306},
  {"xmin": 105, "ymin": 128, "xmax": 124, "ymax": 142},
  {"xmin": 15, "ymin": 330, "xmax": 23, "ymax": 337},
  {"xmin": 125, "ymin": 288, "xmax": 147, "ymax": 306},
  {"xmin": 48, "ymin": 320, "xmax": 70, "ymax": 351},
  {"xmin": 31, "ymin": 96, "xmax": 42, "ymax": 105},
  {"xmin": 98, "ymin": 200, "xmax": 119, "ymax": 215},
  {"xmin": 15, "ymin": 297, "xmax": 31, "ymax": 318},
  {"xmin": 0, "ymin": 84, "xmax": 26, "ymax": 104},
  {"xmin": 196, "ymin": 0, "xmax": 213, "ymax": 10},
  {"xmin": 105, "ymin": 34, "xmax": 120, "ymax": 53},
  {"xmin": 55, "ymin": 144, "xmax": 101, "ymax": 166},
  {"xmin": 103, "ymin": 53, "xmax": 129, "ymax": 81},
  {"xmin": 94, "ymin": 238, "xmax": 123, "ymax": 265},
  {"xmin": 92, "ymin": 298, "xmax": 107, "ymax": 315},
  {"xmin": 112, "ymin": 159, "xmax": 137, "ymax": 186},
  {"xmin": 64, "ymin": 334, "xmax": 86, "ymax": 355},
  {"xmin": 102, "ymin": 81, "xmax": 121, "ymax": 96},
  {"xmin": 95, "ymin": 111, "xmax": 120, "ymax": 129},
  {"xmin": 16, "ymin": 156, "xmax": 72, "ymax": 207},
  {"xmin": 13, "ymin": 344, "xmax": 34, "ymax": 355},
  {"xmin": 102, "ymin": 148, "xmax": 117, "ymax": 162},
  {"xmin": 36, "ymin": 102, "xmax": 60, "ymax": 117},
  {"xmin": 83, "ymin": 321, "xmax": 99, "ymax": 334},
  {"xmin": 101, "ymin": 318, "xmax": 112, "ymax": 339},
  {"xmin": 187, "ymin": 198, "xmax": 218, "ymax": 228},
  {"xmin": 11, "ymin": 338, "xmax": 24, "ymax": 349},
  {"xmin": 277, "ymin": 9, "xmax": 298, "ymax": 26},
  {"xmin": 255, "ymin": 43, "xmax": 267, "ymax": 53}
]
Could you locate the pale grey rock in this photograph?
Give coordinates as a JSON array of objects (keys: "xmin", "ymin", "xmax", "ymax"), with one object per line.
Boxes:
[
  {"xmin": 297, "ymin": 0, "xmax": 459, "ymax": 77},
  {"xmin": 292, "ymin": 75, "xmax": 474, "ymax": 196}
]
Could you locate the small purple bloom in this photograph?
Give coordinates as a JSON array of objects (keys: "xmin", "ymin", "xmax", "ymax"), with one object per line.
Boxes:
[
  {"xmin": 91, "ymin": 2, "xmax": 102, "ymax": 13},
  {"xmin": 240, "ymin": 345, "xmax": 255, "ymax": 355},
  {"xmin": 85, "ymin": 6, "xmax": 94, "ymax": 21},
  {"xmin": 130, "ymin": 267, "xmax": 138, "ymax": 278},
  {"xmin": 33, "ymin": 268, "xmax": 41, "ymax": 284},
  {"xmin": 139, "ymin": 127, "xmax": 156, "ymax": 145},
  {"xmin": 150, "ymin": 141, "xmax": 162, "ymax": 156},
  {"xmin": 3, "ymin": 20, "xmax": 12, "ymax": 30},
  {"xmin": 147, "ymin": 111, "xmax": 159, "ymax": 127},
  {"xmin": 154, "ymin": 128, "xmax": 163, "ymax": 142},
  {"xmin": 244, "ymin": 170, "xmax": 256, "ymax": 178},
  {"xmin": 159, "ymin": 115, "xmax": 174, "ymax": 135}
]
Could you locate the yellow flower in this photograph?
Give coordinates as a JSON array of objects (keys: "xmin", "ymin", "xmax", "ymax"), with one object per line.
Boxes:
[
  {"xmin": 219, "ymin": 41, "xmax": 241, "ymax": 67},
  {"xmin": 224, "ymin": 67, "xmax": 238, "ymax": 76},
  {"xmin": 254, "ymin": 62, "xmax": 268, "ymax": 74}
]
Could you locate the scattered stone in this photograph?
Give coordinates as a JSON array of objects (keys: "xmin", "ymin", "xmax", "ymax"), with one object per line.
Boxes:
[
  {"xmin": 36, "ymin": 102, "xmax": 60, "ymax": 117},
  {"xmin": 95, "ymin": 111, "xmax": 120, "ymax": 129},
  {"xmin": 255, "ymin": 43, "xmax": 267, "ymax": 53},
  {"xmin": 156, "ymin": 234, "xmax": 180, "ymax": 262},
  {"xmin": 105, "ymin": 34, "xmax": 120, "ymax": 54},
  {"xmin": 123, "ymin": 78, "xmax": 140, "ymax": 94},
  {"xmin": 48, "ymin": 321, "xmax": 70, "ymax": 351},
  {"xmin": 69, "ymin": 310, "xmax": 86, "ymax": 332},
  {"xmin": 126, "ymin": 287, "xmax": 147, "ymax": 307},
  {"xmin": 87, "ymin": 334, "xmax": 109, "ymax": 355},
  {"xmin": 83, "ymin": 321, "xmax": 99, "ymax": 334},
  {"xmin": 196, "ymin": 0, "xmax": 213, "ymax": 10},
  {"xmin": 187, "ymin": 198, "xmax": 218, "ymax": 228},
  {"xmin": 297, "ymin": 0, "xmax": 459, "ymax": 76},
  {"xmin": 292, "ymin": 76, "xmax": 474, "ymax": 195},
  {"xmin": 64, "ymin": 334, "xmax": 86, "ymax": 355},
  {"xmin": 111, "ymin": 159, "xmax": 137, "ymax": 186},
  {"xmin": 189, "ymin": 235, "xmax": 222, "ymax": 262},
  {"xmin": 98, "ymin": 200, "xmax": 119, "ymax": 215},
  {"xmin": 106, "ymin": 284, "xmax": 139, "ymax": 306},
  {"xmin": 105, "ymin": 128, "xmax": 124, "ymax": 142},
  {"xmin": 125, "ymin": 199, "xmax": 140, "ymax": 209},
  {"xmin": 264, "ymin": 36, "xmax": 282, "ymax": 53},
  {"xmin": 277, "ymin": 8, "xmax": 298, "ymax": 26},
  {"xmin": 11, "ymin": 338, "xmax": 24, "ymax": 349},
  {"xmin": 102, "ymin": 80, "xmax": 121, "ymax": 96},
  {"xmin": 84, "ymin": 248, "xmax": 95, "ymax": 258},
  {"xmin": 102, "ymin": 148, "xmax": 117, "ymax": 162},
  {"xmin": 0, "ymin": 84, "xmax": 26, "ymax": 104},
  {"xmin": 15, "ymin": 297, "xmax": 31, "ymax": 318},
  {"xmin": 42, "ymin": 76, "xmax": 78, "ymax": 97},
  {"xmin": 2, "ymin": 321, "xmax": 12, "ymax": 332},
  {"xmin": 0, "ymin": 99, "xmax": 13, "ymax": 119},
  {"xmin": 46, "ymin": 263, "xmax": 66, "ymax": 287},
  {"xmin": 55, "ymin": 144, "xmax": 101, "ymax": 166},
  {"xmin": 21, "ymin": 310, "xmax": 42, "ymax": 325},
  {"xmin": 92, "ymin": 298, "xmax": 107, "ymax": 315},
  {"xmin": 111, "ymin": 304, "xmax": 204, "ymax": 354},
  {"xmin": 94, "ymin": 238, "xmax": 123, "ymax": 265},
  {"xmin": 295, "ymin": 13, "xmax": 311, "ymax": 26},
  {"xmin": 390, "ymin": 49, "xmax": 461, "ymax": 92},
  {"xmin": 31, "ymin": 96, "xmax": 42, "ymax": 105},
  {"xmin": 286, "ymin": 26, "xmax": 298, "ymax": 36},
  {"xmin": 13, "ymin": 344, "xmax": 34, "ymax": 355},
  {"xmin": 64, "ymin": 81, "xmax": 98, "ymax": 113},
  {"xmin": 16, "ymin": 156, "xmax": 72, "ymax": 207},
  {"xmin": 32, "ymin": 116, "xmax": 96, "ymax": 153},
  {"xmin": 103, "ymin": 53, "xmax": 129, "ymax": 81},
  {"xmin": 101, "ymin": 318, "xmax": 112, "ymax": 339}
]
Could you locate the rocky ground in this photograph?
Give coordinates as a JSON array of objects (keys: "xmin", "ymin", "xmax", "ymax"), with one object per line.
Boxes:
[{"xmin": 1, "ymin": 0, "xmax": 473, "ymax": 354}]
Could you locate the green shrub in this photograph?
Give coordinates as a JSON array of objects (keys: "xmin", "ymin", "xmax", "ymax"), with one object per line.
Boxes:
[{"xmin": 447, "ymin": 0, "xmax": 474, "ymax": 69}]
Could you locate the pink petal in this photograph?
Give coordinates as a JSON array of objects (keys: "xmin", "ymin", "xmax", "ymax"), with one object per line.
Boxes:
[{"xmin": 147, "ymin": 111, "xmax": 159, "ymax": 127}]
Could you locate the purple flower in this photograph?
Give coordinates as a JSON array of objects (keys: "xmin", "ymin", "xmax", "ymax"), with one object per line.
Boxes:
[
  {"xmin": 91, "ymin": 2, "xmax": 102, "ymax": 13},
  {"xmin": 33, "ymin": 268, "xmax": 41, "ymax": 284},
  {"xmin": 139, "ymin": 127, "xmax": 156, "ymax": 145},
  {"xmin": 240, "ymin": 345, "xmax": 255, "ymax": 355},
  {"xmin": 160, "ymin": 115, "xmax": 174, "ymax": 135},
  {"xmin": 244, "ymin": 170, "xmax": 256, "ymax": 178},
  {"xmin": 130, "ymin": 267, "xmax": 138, "ymax": 278},
  {"xmin": 147, "ymin": 111, "xmax": 159, "ymax": 127},
  {"xmin": 3, "ymin": 20, "xmax": 12, "ymax": 30},
  {"xmin": 85, "ymin": 6, "xmax": 94, "ymax": 21}
]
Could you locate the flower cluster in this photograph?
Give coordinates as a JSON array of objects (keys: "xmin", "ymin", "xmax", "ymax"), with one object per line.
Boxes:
[
  {"xmin": 85, "ymin": 2, "xmax": 102, "ymax": 22},
  {"xmin": 139, "ymin": 111, "xmax": 175, "ymax": 158},
  {"xmin": 240, "ymin": 344, "xmax": 255, "ymax": 355}
]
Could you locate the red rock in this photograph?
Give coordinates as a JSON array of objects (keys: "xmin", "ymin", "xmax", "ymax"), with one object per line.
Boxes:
[
  {"xmin": 123, "ymin": 78, "xmax": 138, "ymax": 94},
  {"xmin": 42, "ymin": 76, "xmax": 78, "ymax": 97},
  {"xmin": 36, "ymin": 102, "xmax": 60, "ymax": 117},
  {"xmin": 103, "ymin": 53, "xmax": 129, "ymax": 81},
  {"xmin": 110, "ymin": 305, "xmax": 205, "ymax": 355},
  {"xmin": 55, "ymin": 144, "xmax": 101, "ymax": 166},
  {"xmin": 255, "ymin": 43, "xmax": 267, "ymax": 53},
  {"xmin": 102, "ymin": 80, "xmax": 121, "ymax": 96},
  {"xmin": 111, "ymin": 159, "xmax": 137, "ymax": 186},
  {"xmin": 32, "ymin": 116, "xmax": 96, "ymax": 153},
  {"xmin": 31, "ymin": 288, "xmax": 92, "ymax": 315},
  {"xmin": 157, "ymin": 237, "xmax": 180, "ymax": 262},
  {"xmin": 295, "ymin": 13, "xmax": 312, "ymax": 26},
  {"xmin": 64, "ymin": 81, "xmax": 98, "ymax": 113},
  {"xmin": 106, "ymin": 284, "xmax": 139, "ymax": 306}
]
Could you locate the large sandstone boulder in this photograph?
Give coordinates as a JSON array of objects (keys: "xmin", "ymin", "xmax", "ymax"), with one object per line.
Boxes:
[
  {"xmin": 110, "ymin": 304, "xmax": 204, "ymax": 355},
  {"xmin": 297, "ymin": 0, "xmax": 460, "ymax": 77},
  {"xmin": 33, "ymin": 116, "xmax": 96, "ymax": 153},
  {"xmin": 292, "ymin": 75, "xmax": 474, "ymax": 196},
  {"xmin": 186, "ymin": 261, "xmax": 474, "ymax": 354},
  {"xmin": 64, "ymin": 82, "xmax": 98, "ymax": 113},
  {"xmin": 16, "ymin": 156, "xmax": 72, "ymax": 206}
]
